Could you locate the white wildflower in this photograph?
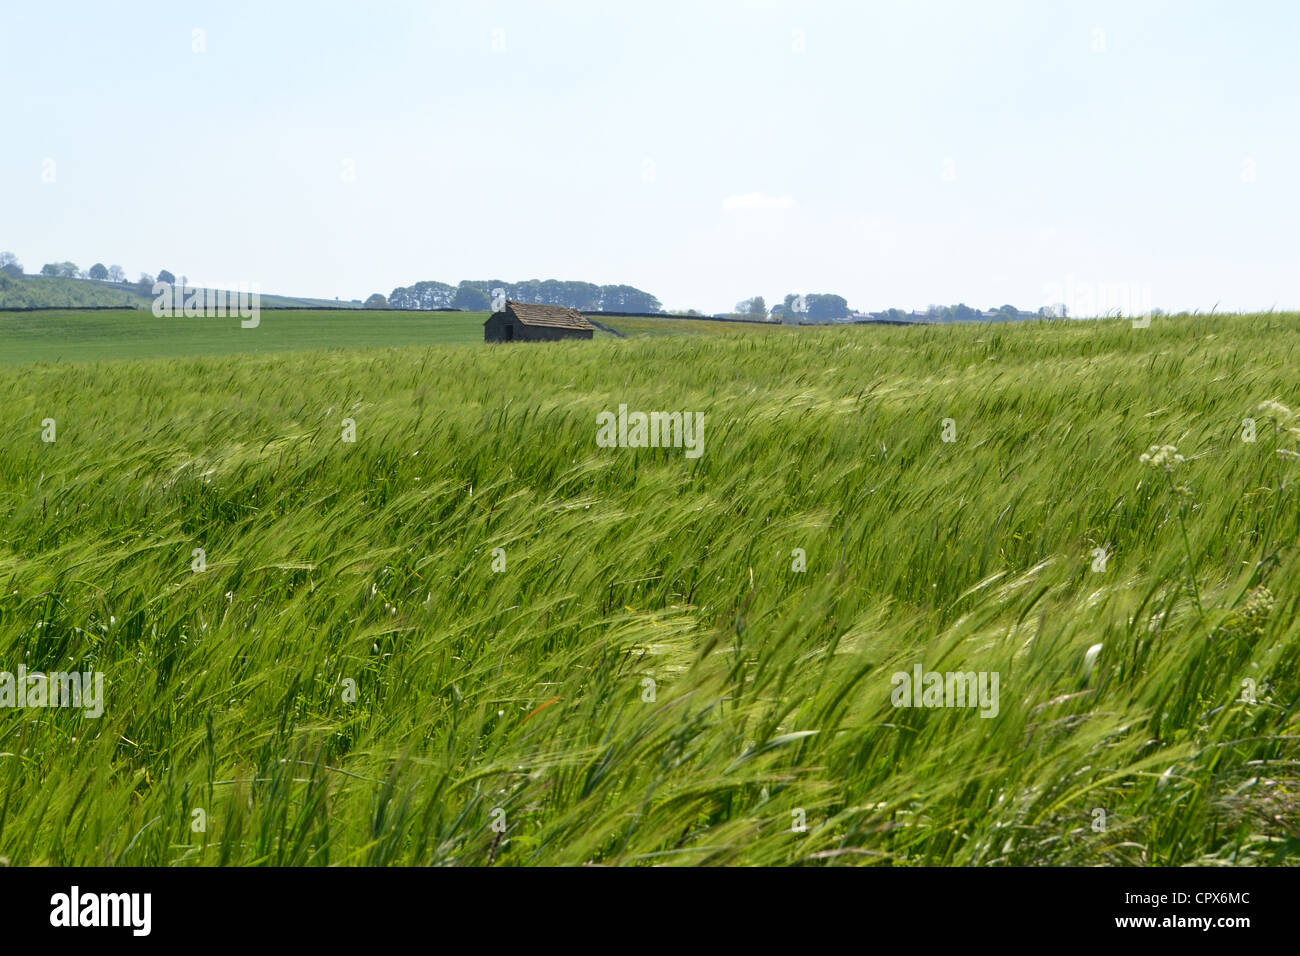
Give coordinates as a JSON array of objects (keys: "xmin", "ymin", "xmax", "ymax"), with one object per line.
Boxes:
[
  {"xmin": 1139, "ymin": 444, "xmax": 1185, "ymax": 473},
  {"xmin": 1257, "ymin": 400, "xmax": 1294, "ymax": 424}
]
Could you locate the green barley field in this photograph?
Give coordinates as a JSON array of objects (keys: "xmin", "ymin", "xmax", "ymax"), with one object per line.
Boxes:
[{"xmin": 1, "ymin": 311, "xmax": 1298, "ymax": 865}]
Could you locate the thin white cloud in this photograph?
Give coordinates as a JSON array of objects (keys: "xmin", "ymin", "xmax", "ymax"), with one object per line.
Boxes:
[{"xmin": 722, "ymin": 192, "xmax": 796, "ymax": 212}]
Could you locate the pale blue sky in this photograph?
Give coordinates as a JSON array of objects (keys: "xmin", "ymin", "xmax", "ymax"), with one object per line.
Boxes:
[{"xmin": 6, "ymin": 0, "xmax": 1298, "ymax": 313}]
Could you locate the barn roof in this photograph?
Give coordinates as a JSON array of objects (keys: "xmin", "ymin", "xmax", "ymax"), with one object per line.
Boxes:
[{"xmin": 504, "ymin": 300, "xmax": 593, "ymax": 331}]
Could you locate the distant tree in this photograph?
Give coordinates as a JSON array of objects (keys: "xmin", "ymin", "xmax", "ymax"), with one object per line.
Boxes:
[
  {"xmin": 107, "ymin": 264, "xmax": 126, "ymax": 283},
  {"xmin": 157, "ymin": 269, "xmax": 175, "ymax": 285},
  {"xmin": 387, "ymin": 277, "xmax": 660, "ymax": 312},
  {"xmin": 749, "ymin": 295, "xmax": 766, "ymax": 316},
  {"xmin": 88, "ymin": 263, "xmax": 109, "ymax": 280},
  {"xmin": 136, "ymin": 273, "xmax": 155, "ymax": 295},
  {"xmin": 597, "ymin": 283, "xmax": 659, "ymax": 312},
  {"xmin": 996, "ymin": 303, "xmax": 1018, "ymax": 316},
  {"xmin": 805, "ymin": 293, "xmax": 849, "ymax": 321},
  {"xmin": 0, "ymin": 251, "xmax": 21, "ymax": 277},
  {"xmin": 39, "ymin": 262, "xmax": 81, "ymax": 278},
  {"xmin": 771, "ymin": 301, "xmax": 801, "ymax": 324},
  {"xmin": 452, "ymin": 284, "xmax": 490, "ymax": 310},
  {"xmin": 388, "ymin": 279, "xmax": 456, "ymax": 309},
  {"xmin": 363, "ymin": 293, "xmax": 388, "ymax": 308},
  {"xmin": 926, "ymin": 303, "xmax": 979, "ymax": 323}
]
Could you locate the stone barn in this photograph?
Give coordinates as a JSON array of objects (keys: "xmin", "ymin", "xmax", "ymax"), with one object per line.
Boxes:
[{"xmin": 484, "ymin": 300, "xmax": 595, "ymax": 343}]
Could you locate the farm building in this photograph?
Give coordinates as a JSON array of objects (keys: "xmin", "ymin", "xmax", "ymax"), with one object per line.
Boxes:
[{"xmin": 484, "ymin": 300, "xmax": 594, "ymax": 342}]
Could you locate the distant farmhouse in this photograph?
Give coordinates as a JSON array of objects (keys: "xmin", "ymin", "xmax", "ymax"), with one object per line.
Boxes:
[{"xmin": 484, "ymin": 300, "xmax": 595, "ymax": 342}]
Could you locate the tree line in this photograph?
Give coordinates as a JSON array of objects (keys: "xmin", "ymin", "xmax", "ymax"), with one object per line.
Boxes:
[
  {"xmin": 380, "ymin": 279, "xmax": 662, "ymax": 312},
  {"xmin": 729, "ymin": 294, "xmax": 1052, "ymax": 323},
  {"xmin": 0, "ymin": 251, "xmax": 179, "ymax": 294},
  {"xmin": 3, "ymin": 250, "xmax": 1052, "ymax": 323},
  {"xmin": 728, "ymin": 293, "xmax": 851, "ymax": 321}
]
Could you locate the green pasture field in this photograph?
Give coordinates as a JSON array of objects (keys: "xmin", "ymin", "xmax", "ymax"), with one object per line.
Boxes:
[
  {"xmin": 0, "ymin": 309, "xmax": 490, "ymax": 364},
  {"xmin": 0, "ymin": 274, "xmax": 366, "ymax": 311},
  {"xmin": 0, "ymin": 312, "xmax": 1297, "ymax": 865},
  {"xmin": 602, "ymin": 315, "xmax": 782, "ymax": 336}
]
